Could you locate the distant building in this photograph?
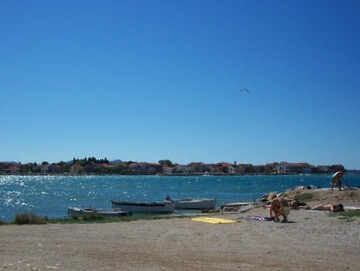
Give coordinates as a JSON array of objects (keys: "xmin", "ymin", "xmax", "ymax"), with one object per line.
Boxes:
[
  {"xmin": 213, "ymin": 162, "xmax": 236, "ymax": 175},
  {"xmin": 236, "ymin": 164, "xmax": 253, "ymax": 174},
  {"xmin": 128, "ymin": 162, "xmax": 162, "ymax": 175},
  {"xmin": 277, "ymin": 162, "xmax": 313, "ymax": 174},
  {"xmin": 252, "ymin": 165, "xmax": 265, "ymax": 174},
  {"xmin": 265, "ymin": 163, "xmax": 279, "ymax": 174}
]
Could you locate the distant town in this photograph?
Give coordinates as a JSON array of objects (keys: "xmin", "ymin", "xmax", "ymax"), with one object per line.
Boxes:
[{"xmin": 0, "ymin": 157, "xmax": 356, "ymax": 176}]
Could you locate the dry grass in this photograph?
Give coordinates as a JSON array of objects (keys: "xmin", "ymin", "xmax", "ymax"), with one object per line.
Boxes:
[{"xmin": 14, "ymin": 212, "xmax": 47, "ymax": 225}]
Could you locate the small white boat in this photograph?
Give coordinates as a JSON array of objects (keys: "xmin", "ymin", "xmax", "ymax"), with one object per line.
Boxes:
[
  {"xmin": 111, "ymin": 200, "xmax": 175, "ymax": 214},
  {"xmin": 167, "ymin": 196, "xmax": 216, "ymax": 210},
  {"xmin": 67, "ymin": 207, "xmax": 131, "ymax": 218}
]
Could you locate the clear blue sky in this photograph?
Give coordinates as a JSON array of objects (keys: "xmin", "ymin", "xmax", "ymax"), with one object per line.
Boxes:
[{"xmin": 1, "ymin": 0, "xmax": 360, "ymax": 169}]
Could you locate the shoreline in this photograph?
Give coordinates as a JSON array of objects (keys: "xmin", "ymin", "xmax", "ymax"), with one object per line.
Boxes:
[
  {"xmin": 1, "ymin": 188, "xmax": 359, "ymax": 270},
  {"xmin": 1, "ymin": 172, "xmax": 359, "ymax": 177},
  {"xmin": 2, "ymin": 160, "xmax": 357, "ymax": 176},
  {"xmin": 1, "ymin": 175, "xmax": 360, "ymax": 222}
]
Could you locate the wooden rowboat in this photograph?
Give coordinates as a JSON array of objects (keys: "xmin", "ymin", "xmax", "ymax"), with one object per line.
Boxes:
[
  {"xmin": 170, "ymin": 198, "xmax": 216, "ymax": 210},
  {"xmin": 67, "ymin": 207, "xmax": 131, "ymax": 218},
  {"xmin": 111, "ymin": 200, "xmax": 175, "ymax": 214}
]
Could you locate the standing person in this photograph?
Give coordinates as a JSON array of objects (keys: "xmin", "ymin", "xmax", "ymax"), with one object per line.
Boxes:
[
  {"xmin": 269, "ymin": 197, "xmax": 290, "ymax": 222},
  {"xmin": 331, "ymin": 171, "xmax": 346, "ymax": 191}
]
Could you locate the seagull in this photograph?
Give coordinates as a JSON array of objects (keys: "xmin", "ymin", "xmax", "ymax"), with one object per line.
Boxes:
[{"xmin": 236, "ymin": 88, "xmax": 249, "ymax": 95}]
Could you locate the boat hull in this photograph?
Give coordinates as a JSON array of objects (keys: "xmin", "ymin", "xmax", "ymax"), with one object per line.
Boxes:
[
  {"xmin": 67, "ymin": 207, "xmax": 131, "ymax": 218},
  {"xmin": 111, "ymin": 200, "xmax": 175, "ymax": 214},
  {"xmin": 174, "ymin": 198, "xmax": 216, "ymax": 210}
]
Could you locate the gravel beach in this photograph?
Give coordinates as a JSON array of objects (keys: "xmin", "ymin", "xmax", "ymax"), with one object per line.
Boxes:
[{"xmin": 1, "ymin": 189, "xmax": 359, "ymax": 271}]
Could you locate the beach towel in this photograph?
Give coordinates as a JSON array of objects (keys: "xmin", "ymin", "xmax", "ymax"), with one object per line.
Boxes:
[
  {"xmin": 189, "ymin": 217, "xmax": 239, "ymax": 224},
  {"xmin": 237, "ymin": 215, "xmax": 273, "ymax": 221}
]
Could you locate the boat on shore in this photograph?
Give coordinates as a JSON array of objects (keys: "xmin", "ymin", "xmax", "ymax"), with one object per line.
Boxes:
[
  {"xmin": 67, "ymin": 207, "xmax": 131, "ymax": 218},
  {"xmin": 111, "ymin": 200, "xmax": 175, "ymax": 214},
  {"xmin": 220, "ymin": 202, "xmax": 253, "ymax": 212},
  {"xmin": 166, "ymin": 196, "xmax": 216, "ymax": 210}
]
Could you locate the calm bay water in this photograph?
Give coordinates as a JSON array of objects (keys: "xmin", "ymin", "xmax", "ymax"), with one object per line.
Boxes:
[{"xmin": 1, "ymin": 174, "xmax": 359, "ymax": 221}]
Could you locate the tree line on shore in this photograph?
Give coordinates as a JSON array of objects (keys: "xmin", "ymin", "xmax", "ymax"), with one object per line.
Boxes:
[{"xmin": 0, "ymin": 157, "xmax": 350, "ymax": 176}]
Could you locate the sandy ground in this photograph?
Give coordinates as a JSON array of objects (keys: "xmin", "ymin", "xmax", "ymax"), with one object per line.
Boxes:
[{"xmin": 1, "ymin": 189, "xmax": 360, "ymax": 271}]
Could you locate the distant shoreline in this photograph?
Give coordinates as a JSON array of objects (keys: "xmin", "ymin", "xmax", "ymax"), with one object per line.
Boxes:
[
  {"xmin": 1, "ymin": 159, "xmax": 357, "ymax": 176},
  {"xmin": 1, "ymin": 172, "xmax": 360, "ymax": 177}
]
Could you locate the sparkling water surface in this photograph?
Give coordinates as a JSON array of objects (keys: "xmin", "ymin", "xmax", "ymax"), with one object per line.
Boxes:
[{"xmin": 1, "ymin": 174, "xmax": 359, "ymax": 221}]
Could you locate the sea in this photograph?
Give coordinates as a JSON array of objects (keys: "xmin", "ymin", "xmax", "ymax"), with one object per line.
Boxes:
[{"xmin": 1, "ymin": 174, "xmax": 360, "ymax": 222}]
